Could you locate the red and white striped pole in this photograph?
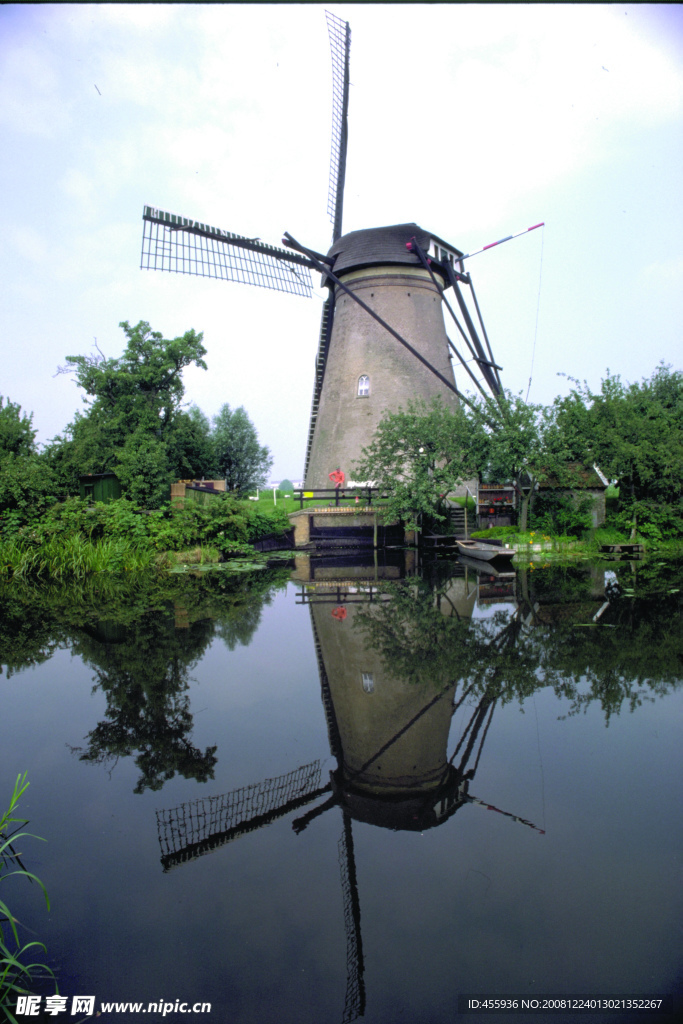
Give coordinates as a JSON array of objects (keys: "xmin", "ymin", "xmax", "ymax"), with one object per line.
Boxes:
[{"xmin": 459, "ymin": 222, "xmax": 544, "ymax": 262}]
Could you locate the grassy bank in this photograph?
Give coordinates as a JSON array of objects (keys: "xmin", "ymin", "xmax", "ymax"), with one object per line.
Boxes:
[
  {"xmin": 0, "ymin": 495, "xmax": 291, "ymax": 581},
  {"xmin": 471, "ymin": 524, "xmax": 683, "ymax": 562},
  {"xmin": 258, "ymin": 490, "xmax": 476, "ymax": 515}
]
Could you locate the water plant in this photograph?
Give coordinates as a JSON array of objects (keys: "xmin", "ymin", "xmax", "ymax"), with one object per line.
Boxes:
[
  {"xmin": 0, "ymin": 494, "xmax": 293, "ymax": 580},
  {"xmin": 0, "ymin": 774, "xmax": 56, "ymax": 1023},
  {"xmin": 0, "ymin": 534, "xmax": 157, "ymax": 581}
]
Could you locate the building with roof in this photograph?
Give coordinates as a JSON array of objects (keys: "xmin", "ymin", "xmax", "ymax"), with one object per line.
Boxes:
[{"xmin": 304, "ymin": 223, "xmax": 462, "ymax": 489}]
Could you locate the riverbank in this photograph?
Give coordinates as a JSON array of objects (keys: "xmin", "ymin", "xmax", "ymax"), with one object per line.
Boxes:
[
  {"xmin": 471, "ymin": 525, "xmax": 683, "ymax": 565},
  {"xmin": 2, "ymin": 493, "xmax": 682, "ymax": 582},
  {"xmin": 0, "ymin": 495, "xmax": 292, "ymax": 581}
]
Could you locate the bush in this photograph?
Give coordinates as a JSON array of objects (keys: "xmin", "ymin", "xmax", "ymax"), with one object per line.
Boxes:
[
  {"xmin": 529, "ymin": 491, "xmax": 594, "ymax": 538},
  {"xmin": 0, "ymin": 494, "xmax": 292, "ymax": 579},
  {"xmin": 0, "ymin": 453, "xmax": 60, "ymax": 536},
  {"xmin": 609, "ymin": 498, "xmax": 683, "ymax": 541},
  {"xmin": 591, "ymin": 527, "xmax": 629, "ymax": 548},
  {"xmin": 471, "ymin": 526, "xmax": 519, "ymax": 540}
]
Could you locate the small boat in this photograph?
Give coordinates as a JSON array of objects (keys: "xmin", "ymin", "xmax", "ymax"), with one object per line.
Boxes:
[{"xmin": 456, "ymin": 539, "xmax": 515, "ymax": 564}]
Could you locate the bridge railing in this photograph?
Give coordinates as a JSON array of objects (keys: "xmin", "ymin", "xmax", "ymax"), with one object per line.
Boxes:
[{"xmin": 292, "ymin": 487, "xmax": 391, "ymax": 509}]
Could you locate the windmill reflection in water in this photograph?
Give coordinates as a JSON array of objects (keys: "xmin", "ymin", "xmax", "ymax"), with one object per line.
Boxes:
[{"xmin": 156, "ymin": 557, "xmax": 544, "ymax": 1024}]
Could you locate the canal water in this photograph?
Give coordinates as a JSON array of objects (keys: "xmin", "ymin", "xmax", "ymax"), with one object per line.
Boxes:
[{"xmin": 1, "ymin": 554, "xmax": 681, "ymax": 1024}]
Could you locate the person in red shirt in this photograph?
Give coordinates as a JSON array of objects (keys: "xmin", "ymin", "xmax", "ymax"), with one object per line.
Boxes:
[{"xmin": 329, "ymin": 468, "xmax": 345, "ymax": 489}]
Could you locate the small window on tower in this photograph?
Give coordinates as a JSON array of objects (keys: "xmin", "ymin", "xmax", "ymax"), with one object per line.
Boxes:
[
  {"xmin": 361, "ymin": 672, "xmax": 374, "ymax": 694},
  {"xmin": 358, "ymin": 375, "xmax": 370, "ymax": 397}
]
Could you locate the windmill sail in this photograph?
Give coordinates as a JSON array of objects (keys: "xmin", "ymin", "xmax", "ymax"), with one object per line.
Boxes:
[
  {"xmin": 155, "ymin": 760, "xmax": 325, "ymax": 872},
  {"xmin": 141, "ymin": 206, "xmax": 315, "ymax": 297},
  {"xmin": 303, "ymin": 13, "xmax": 351, "ymax": 479},
  {"xmin": 338, "ymin": 814, "xmax": 366, "ymax": 1023},
  {"xmin": 326, "ymin": 11, "xmax": 351, "ymax": 243}
]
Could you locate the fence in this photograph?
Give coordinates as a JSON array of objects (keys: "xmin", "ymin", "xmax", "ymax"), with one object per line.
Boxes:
[{"xmin": 293, "ymin": 487, "xmax": 390, "ymax": 509}]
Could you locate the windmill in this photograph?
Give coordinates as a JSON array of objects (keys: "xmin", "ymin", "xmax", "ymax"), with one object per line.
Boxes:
[
  {"xmin": 139, "ymin": 13, "xmax": 540, "ymax": 487},
  {"xmin": 155, "ymin": 569, "xmax": 544, "ymax": 1024}
]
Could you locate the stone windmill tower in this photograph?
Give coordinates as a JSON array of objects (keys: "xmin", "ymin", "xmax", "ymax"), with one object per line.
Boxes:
[{"xmin": 140, "ymin": 13, "xmax": 521, "ymax": 486}]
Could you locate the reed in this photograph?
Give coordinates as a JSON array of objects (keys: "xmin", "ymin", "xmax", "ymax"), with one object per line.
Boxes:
[
  {"xmin": 0, "ymin": 535, "xmax": 156, "ymax": 580},
  {"xmin": 0, "ymin": 774, "xmax": 56, "ymax": 1023}
]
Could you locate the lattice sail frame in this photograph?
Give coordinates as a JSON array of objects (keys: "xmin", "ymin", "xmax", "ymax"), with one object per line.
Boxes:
[
  {"xmin": 338, "ymin": 815, "xmax": 366, "ymax": 1023},
  {"xmin": 325, "ymin": 11, "xmax": 351, "ymax": 242},
  {"xmin": 141, "ymin": 207, "xmax": 314, "ymax": 297},
  {"xmin": 156, "ymin": 760, "xmax": 323, "ymax": 871}
]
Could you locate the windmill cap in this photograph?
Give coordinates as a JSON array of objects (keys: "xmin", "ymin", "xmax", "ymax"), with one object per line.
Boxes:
[{"xmin": 326, "ymin": 223, "xmax": 460, "ymax": 279}]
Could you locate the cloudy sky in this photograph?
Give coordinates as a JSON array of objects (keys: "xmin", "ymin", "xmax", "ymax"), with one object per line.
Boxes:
[{"xmin": 2, "ymin": 3, "xmax": 682, "ymax": 479}]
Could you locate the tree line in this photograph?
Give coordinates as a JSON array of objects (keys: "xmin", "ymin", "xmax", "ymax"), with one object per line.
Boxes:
[
  {"xmin": 1, "ymin": 318, "xmax": 681, "ymax": 543},
  {"xmin": 0, "ymin": 321, "xmax": 273, "ymax": 521},
  {"xmin": 355, "ymin": 363, "xmax": 683, "ymax": 539}
]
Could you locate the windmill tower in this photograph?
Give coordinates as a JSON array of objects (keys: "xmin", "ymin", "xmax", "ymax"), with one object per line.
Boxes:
[{"xmin": 140, "ymin": 13, "xmax": 508, "ymax": 485}]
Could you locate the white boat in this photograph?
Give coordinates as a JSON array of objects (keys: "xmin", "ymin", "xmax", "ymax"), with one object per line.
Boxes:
[{"xmin": 456, "ymin": 540, "xmax": 515, "ymax": 564}]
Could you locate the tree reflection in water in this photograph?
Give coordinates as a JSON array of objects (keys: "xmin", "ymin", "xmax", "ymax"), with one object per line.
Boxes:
[
  {"xmin": 352, "ymin": 560, "xmax": 683, "ymax": 723},
  {"xmin": 69, "ymin": 612, "xmax": 219, "ymax": 793},
  {"xmin": 0, "ymin": 565, "xmax": 292, "ymax": 793},
  {"xmin": 2, "ymin": 558, "xmax": 680, "ymax": 800}
]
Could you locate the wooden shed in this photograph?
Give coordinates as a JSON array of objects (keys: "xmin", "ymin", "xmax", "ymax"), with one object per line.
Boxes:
[
  {"xmin": 537, "ymin": 463, "xmax": 608, "ymax": 528},
  {"xmin": 78, "ymin": 473, "xmax": 122, "ymax": 503}
]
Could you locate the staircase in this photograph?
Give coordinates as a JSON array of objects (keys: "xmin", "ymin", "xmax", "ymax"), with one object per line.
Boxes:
[
  {"xmin": 420, "ymin": 503, "xmax": 469, "ymax": 548},
  {"xmin": 445, "ymin": 504, "xmax": 468, "ymax": 539}
]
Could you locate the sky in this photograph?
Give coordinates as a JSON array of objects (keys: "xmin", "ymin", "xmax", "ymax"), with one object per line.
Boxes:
[{"xmin": 2, "ymin": 3, "xmax": 682, "ymax": 480}]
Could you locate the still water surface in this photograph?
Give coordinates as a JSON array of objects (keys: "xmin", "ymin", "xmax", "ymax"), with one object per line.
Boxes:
[{"xmin": 1, "ymin": 555, "xmax": 681, "ymax": 1024}]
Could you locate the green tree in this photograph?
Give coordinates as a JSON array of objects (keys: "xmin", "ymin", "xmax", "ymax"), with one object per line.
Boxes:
[
  {"xmin": 473, "ymin": 391, "xmax": 571, "ymax": 531},
  {"xmin": 114, "ymin": 431, "xmax": 173, "ymax": 509},
  {"xmin": 354, "ymin": 392, "xmax": 564, "ymax": 532},
  {"xmin": 551, "ymin": 365, "xmax": 683, "ymax": 502},
  {"xmin": 0, "ymin": 398, "xmax": 59, "ymax": 532},
  {"xmin": 61, "ymin": 321, "xmax": 207, "ymax": 432},
  {"xmin": 353, "ymin": 398, "xmax": 487, "ymax": 531},
  {"xmin": 212, "ymin": 404, "xmax": 272, "ymax": 493},
  {"xmin": 549, "ymin": 364, "xmax": 683, "ymax": 537},
  {"xmin": 166, "ymin": 405, "xmax": 217, "ymax": 482},
  {"xmin": 52, "ymin": 321, "xmax": 209, "ymax": 506},
  {"xmin": 0, "ymin": 397, "xmax": 36, "ymax": 459}
]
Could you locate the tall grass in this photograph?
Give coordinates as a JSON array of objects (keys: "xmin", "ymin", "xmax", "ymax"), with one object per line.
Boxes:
[
  {"xmin": 0, "ymin": 536, "xmax": 156, "ymax": 581},
  {"xmin": 0, "ymin": 775, "xmax": 56, "ymax": 1024}
]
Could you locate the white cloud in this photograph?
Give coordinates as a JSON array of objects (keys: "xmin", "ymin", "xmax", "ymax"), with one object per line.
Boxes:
[
  {"xmin": 641, "ymin": 256, "xmax": 683, "ymax": 283},
  {"xmin": 0, "ymin": 39, "xmax": 68, "ymax": 137},
  {"xmin": 8, "ymin": 224, "xmax": 50, "ymax": 265}
]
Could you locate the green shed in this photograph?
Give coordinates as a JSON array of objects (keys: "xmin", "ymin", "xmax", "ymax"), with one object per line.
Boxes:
[{"xmin": 79, "ymin": 473, "xmax": 122, "ymax": 503}]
